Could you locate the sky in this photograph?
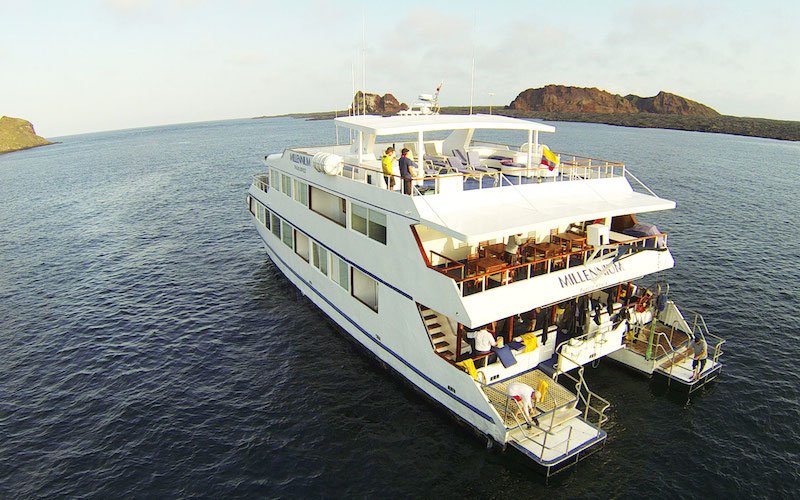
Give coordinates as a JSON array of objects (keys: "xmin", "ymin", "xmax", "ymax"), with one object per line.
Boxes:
[{"xmin": 2, "ymin": 0, "xmax": 799, "ymax": 137}]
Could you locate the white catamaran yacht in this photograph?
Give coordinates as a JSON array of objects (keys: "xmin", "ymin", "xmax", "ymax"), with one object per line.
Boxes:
[{"xmin": 246, "ymin": 112, "xmax": 725, "ymax": 476}]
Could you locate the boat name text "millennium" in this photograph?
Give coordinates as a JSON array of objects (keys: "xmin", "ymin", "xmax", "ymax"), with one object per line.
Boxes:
[
  {"xmin": 558, "ymin": 261, "xmax": 624, "ymax": 288},
  {"xmin": 290, "ymin": 153, "xmax": 310, "ymax": 173}
]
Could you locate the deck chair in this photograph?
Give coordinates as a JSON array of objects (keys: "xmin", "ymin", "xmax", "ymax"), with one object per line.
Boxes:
[
  {"xmin": 446, "ymin": 155, "xmax": 471, "ymax": 174},
  {"xmin": 453, "ymin": 149, "xmax": 469, "ymax": 164},
  {"xmin": 467, "ymin": 151, "xmax": 498, "ymax": 185},
  {"xmin": 424, "ymin": 142, "xmax": 446, "ymax": 162}
]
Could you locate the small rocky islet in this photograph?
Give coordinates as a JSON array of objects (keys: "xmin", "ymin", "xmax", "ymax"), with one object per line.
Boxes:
[{"xmin": 0, "ymin": 116, "xmax": 52, "ymax": 154}]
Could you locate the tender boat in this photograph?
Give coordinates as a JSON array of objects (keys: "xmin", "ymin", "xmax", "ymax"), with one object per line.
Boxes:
[{"xmin": 246, "ymin": 112, "xmax": 724, "ymax": 476}]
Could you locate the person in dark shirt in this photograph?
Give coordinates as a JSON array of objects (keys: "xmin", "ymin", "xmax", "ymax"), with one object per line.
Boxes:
[{"xmin": 398, "ymin": 148, "xmax": 416, "ymax": 195}]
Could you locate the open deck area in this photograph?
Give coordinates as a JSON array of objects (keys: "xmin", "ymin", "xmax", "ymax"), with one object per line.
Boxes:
[{"xmin": 483, "ymin": 370, "xmax": 578, "ymax": 428}]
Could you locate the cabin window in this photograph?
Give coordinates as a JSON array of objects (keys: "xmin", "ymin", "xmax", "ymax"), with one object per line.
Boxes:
[
  {"xmin": 351, "ymin": 267, "xmax": 378, "ymax": 312},
  {"xmin": 270, "ymin": 169, "xmax": 280, "ymax": 190},
  {"xmin": 247, "ymin": 196, "xmax": 255, "ymax": 216},
  {"xmin": 351, "ymin": 203, "xmax": 387, "ymax": 244},
  {"xmin": 309, "ymin": 186, "xmax": 347, "ymax": 227},
  {"xmin": 264, "ymin": 207, "xmax": 271, "ymax": 230},
  {"xmin": 330, "ymin": 255, "xmax": 349, "ymax": 290},
  {"xmin": 312, "ymin": 242, "xmax": 328, "ymax": 276},
  {"xmin": 281, "ymin": 173, "xmax": 292, "ymax": 196},
  {"xmin": 257, "ymin": 204, "xmax": 265, "ymax": 225},
  {"xmin": 271, "ymin": 213, "xmax": 281, "ymax": 238},
  {"xmin": 351, "ymin": 204, "xmax": 368, "ymax": 235},
  {"xmin": 281, "ymin": 220, "xmax": 293, "ymax": 248},
  {"xmin": 368, "ymin": 209, "xmax": 387, "ymax": 244},
  {"xmin": 294, "ymin": 230, "xmax": 310, "ymax": 262},
  {"xmin": 293, "ymin": 180, "xmax": 309, "ymax": 206}
]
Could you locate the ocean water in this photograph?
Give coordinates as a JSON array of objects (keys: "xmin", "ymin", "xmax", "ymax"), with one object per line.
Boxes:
[{"xmin": 1, "ymin": 117, "xmax": 799, "ymax": 498}]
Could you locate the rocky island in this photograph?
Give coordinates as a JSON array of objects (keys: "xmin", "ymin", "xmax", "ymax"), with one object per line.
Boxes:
[
  {"xmin": 0, "ymin": 116, "xmax": 52, "ymax": 154},
  {"xmin": 270, "ymin": 85, "xmax": 800, "ymax": 142}
]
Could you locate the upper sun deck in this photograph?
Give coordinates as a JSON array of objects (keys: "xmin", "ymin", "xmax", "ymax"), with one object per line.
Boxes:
[{"xmin": 266, "ymin": 113, "xmax": 675, "ymax": 243}]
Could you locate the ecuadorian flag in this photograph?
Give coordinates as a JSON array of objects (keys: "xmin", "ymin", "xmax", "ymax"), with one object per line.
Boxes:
[{"xmin": 540, "ymin": 145, "xmax": 559, "ymax": 171}]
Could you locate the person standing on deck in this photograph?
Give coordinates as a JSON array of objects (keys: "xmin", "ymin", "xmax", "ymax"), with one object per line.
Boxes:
[
  {"xmin": 398, "ymin": 148, "xmax": 416, "ymax": 195},
  {"xmin": 689, "ymin": 334, "xmax": 708, "ymax": 381},
  {"xmin": 504, "ymin": 233, "xmax": 527, "ymax": 265},
  {"xmin": 381, "ymin": 146, "xmax": 396, "ymax": 190}
]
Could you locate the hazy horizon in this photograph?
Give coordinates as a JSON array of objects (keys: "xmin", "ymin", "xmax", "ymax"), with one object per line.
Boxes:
[{"xmin": 3, "ymin": 0, "xmax": 798, "ymax": 137}]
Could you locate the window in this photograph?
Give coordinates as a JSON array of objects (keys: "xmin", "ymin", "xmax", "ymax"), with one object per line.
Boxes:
[
  {"xmin": 312, "ymin": 242, "xmax": 328, "ymax": 276},
  {"xmin": 270, "ymin": 169, "xmax": 280, "ymax": 190},
  {"xmin": 294, "ymin": 230, "xmax": 310, "ymax": 262},
  {"xmin": 351, "ymin": 203, "xmax": 387, "ymax": 244},
  {"xmin": 310, "ymin": 186, "xmax": 347, "ymax": 227},
  {"xmin": 351, "ymin": 204, "xmax": 368, "ymax": 235},
  {"xmin": 330, "ymin": 254, "xmax": 349, "ymax": 290},
  {"xmin": 281, "ymin": 173, "xmax": 292, "ymax": 196},
  {"xmin": 351, "ymin": 267, "xmax": 378, "ymax": 312},
  {"xmin": 264, "ymin": 207, "xmax": 271, "ymax": 230},
  {"xmin": 368, "ymin": 209, "xmax": 387, "ymax": 244},
  {"xmin": 293, "ymin": 179, "xmax": 308, "ymax": 206},
  {"xmin": 271, "ymin": 213, "xmax": 281, "ymax": 238},
  {"xmin": 257, "ymin": 204, "xmax": 265, "ymax": 225},
  {"xmin": 247, "ymin": 196, "xmax": 255, "ymax": 216},
  {"xmin": 281, "ymin": 220, "xmax": 293, "ymax": 248}
]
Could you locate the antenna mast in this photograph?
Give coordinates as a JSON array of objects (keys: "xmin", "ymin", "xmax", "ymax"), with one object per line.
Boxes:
[
  {"xmin": 469, "ymin": 12, "xmax": 476, "ymax": 114},
  {"xmin": 362, "ymin": 11, "xmax": 366, "ymax": 115}
]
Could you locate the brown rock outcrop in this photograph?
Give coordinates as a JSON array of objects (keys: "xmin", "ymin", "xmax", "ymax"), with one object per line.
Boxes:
[
  {"xmin": 509, "ymin": 85, "xmax": 719, "ymax": 117},
  {"xmin": 625, "ymin": 91, "xmax": 719, "ymax": 117},
  {"xmin": 351, "ymin": 92, "xmax": 409, "ymax": 115},
  {"xmin": 510, "ymin": 85, "xmax": 638, "ymax": 114},
  {"xmin": 0, "ymin": 116, "xmax": 52, "ymax": 154}
]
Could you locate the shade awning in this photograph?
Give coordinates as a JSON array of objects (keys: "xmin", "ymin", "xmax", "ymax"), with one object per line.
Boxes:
[
  {"xmin": 334, "ymin": 113, "xmax": 555, "ymax": 136},
  {"xmin": 414, "ymin": 177, "xmax": 675, "ymax": 243}
]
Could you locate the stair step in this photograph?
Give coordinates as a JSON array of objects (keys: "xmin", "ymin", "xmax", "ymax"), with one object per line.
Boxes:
[
  {"xmin": 430, "ymin": 332, "xmax": 446, "ymax": 340},
  {"xmin": 440, "ymin": 350, "xmax": 454, "ymax": 358},
  {"xmin": 434, "ymin": 341, "xmax": 450, "ymax": 350},
  {"xmin": 427, "ymin": 322, "xmax": 442, "ymax": 329},
  {"xmin": 423, "ymin": 313, "xmax": 437, "ymax": 320}
]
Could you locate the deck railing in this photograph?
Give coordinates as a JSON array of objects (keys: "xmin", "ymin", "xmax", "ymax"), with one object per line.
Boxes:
[
  {"xmin": 427, "ymin": 233, "xmax": 668, "ymax": 296},
  {"xmin": 252, "ymin": 174, "xmax": 269, "ymax": 193},
  {"xmin": 337, "ymin": 160, "xmax": 627, "ymax": 196},
  {"xmin": 285, "ymin": 144, "xmax": 630, "ymax": 196}
]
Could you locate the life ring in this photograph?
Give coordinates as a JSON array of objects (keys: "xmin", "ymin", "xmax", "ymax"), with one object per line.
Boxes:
[{"xmin": 636, "ymin": 295, "xmax": 650, "ymax": 313}]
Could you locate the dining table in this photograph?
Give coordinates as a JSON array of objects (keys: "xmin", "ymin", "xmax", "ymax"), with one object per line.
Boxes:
[
  {"xmin": 480, "ymin": 242, "xmax": 506, "ymax": 259},
  {"xmin": 474, "ymin": 256, "xmax": 506, "ymax": 274},
  {"xmin": 552, "ymin": 232, "xmax": 587, "ymax": 252}
]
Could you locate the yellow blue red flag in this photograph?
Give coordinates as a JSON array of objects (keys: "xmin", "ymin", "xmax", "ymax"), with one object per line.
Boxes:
[{"xmin": 540, "ymin": 146, "xmax": 559, "ymax": 171}]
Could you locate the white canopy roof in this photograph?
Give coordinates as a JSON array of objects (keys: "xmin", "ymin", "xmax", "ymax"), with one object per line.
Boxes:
[
  {"xmin": 414, "ymin": 177, "xmax": 675, "ymax": 243},
  {"xmin": 334, "ymin": 113, "xmax": 555, "ymax": 136}
]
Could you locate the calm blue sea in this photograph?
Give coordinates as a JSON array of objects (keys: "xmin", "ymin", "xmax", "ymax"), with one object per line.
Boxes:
[{"xmin": 1, "ymin": 117, "xmax": 798, "ymax": 498}]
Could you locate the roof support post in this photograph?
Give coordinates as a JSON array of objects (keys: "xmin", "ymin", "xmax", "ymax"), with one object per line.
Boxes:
[
  {"xmin": 358, "ymin": 130, "xmax": 363, "ymax": 164},
  {"xmin": 417, "ymin": 130, "xmax": 424, "ymax": 169},
  {"xmin": 527, "ymin": 129, "xmax": 533, "ymax": 169},
  {"xmin": 534, "ymin": 130, "xmax": 539, "ymax": 163}
]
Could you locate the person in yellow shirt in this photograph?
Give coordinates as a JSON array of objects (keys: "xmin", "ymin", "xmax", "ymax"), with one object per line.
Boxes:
[{"xmin": 381, "ymin": 146, "xmax": 396, "ymax": 190}]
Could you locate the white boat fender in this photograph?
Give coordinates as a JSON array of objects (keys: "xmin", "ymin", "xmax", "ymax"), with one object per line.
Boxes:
[{"xmin": 312, "ymin": 152, "xmax": 343, "ymax": 175}]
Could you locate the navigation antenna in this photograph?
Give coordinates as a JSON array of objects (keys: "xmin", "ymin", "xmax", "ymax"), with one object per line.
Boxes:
[{"xmin": 361, "ymin": 10, "xmax": 366, "ymax": 115}]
